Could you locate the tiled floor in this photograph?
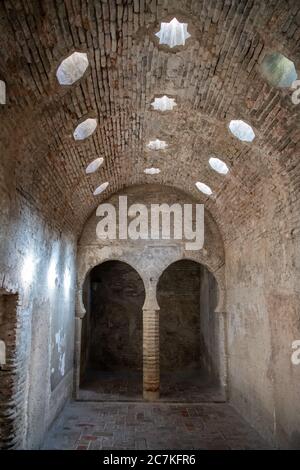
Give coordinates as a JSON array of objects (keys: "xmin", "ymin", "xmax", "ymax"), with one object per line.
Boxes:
[
  {"xmin": 42, "ymin": 401, "xmax": 271, "ymax": 450},
  {"xmin": 79, "ymin": 369, "xmax": 225, "ymax": 402}
]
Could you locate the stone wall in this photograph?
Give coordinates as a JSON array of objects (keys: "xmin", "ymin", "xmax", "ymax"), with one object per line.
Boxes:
[
  {"xmin": 199, "ymin": 266, "xmax": 220, "ymax": 381},
  {"xmin": 226, "ymin": 193, "xmax": 300, "ymax": 449},
  {"xmin": 0, "ymin": 161, "xmax": 76, "ymax": 449},
  {"xmin": 77, "ymin": 184, "xmax": 225, "ymax": 289}
]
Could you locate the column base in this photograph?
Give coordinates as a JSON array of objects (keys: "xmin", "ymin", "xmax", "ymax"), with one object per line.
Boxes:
[{"xmin": 143, "ymin": 390, "xmax": 160, "ymax": 401}]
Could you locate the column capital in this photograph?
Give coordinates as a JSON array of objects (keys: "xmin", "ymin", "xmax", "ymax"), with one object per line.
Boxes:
[{"xmin": 76, "ymin": 288, "xmax": 86, "ymax": 318}]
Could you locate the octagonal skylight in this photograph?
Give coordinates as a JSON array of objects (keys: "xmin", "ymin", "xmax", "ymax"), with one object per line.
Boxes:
[
  {"xmin": 56, "ymin": 52, "xmax": 89, "ymax": 85},
  {"xmin": 260, "ymin": 52, "xmax": 297, "ymax": 88},
  {"xmin": 144, "ymin": 167, "xmax": 161, "ymax": 175},
  {"xmin": 229, "ymin": 120, "xmax": 255, "ymax": 142},
  {"xmin": 86, "ymin": 157, "xmax": 104, "ymax": 174},
  {"xmin": 73, "ymin": 118, "xmax": 97, "ymax": 141},
  {"xmin": 195, "ymin": 182, "xmax": 213, "ymax": 196},
  {"xmin": 155, "ymin": 18, "xmax": 191, "ymax": 48},
  {"xmin": 151, "ymin": 95, "xmax": 177, "ymax": 112},
  {"xmin": 209, "ymin": 157, "xmax": 229, "ymax": 175},
  {"xmin": 93, "ymin": 182, "xmax": 109, "ymax": 196},
  {"xmin": 147, "ymin": 139, "xmax": 168, "ymax": 150}
]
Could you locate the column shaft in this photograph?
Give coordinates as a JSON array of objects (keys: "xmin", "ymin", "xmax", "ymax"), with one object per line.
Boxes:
[{"xmin": 143, "ymin": 309, "xmax": 159, "ymax": 400}]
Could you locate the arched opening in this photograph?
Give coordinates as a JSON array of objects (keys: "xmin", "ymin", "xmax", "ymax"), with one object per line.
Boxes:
[
  {"xmin": 79, "ymin": 260, "xmax": 146, "ymax": 400},
  {"xmin": 157, "ymin": 259, "xmax": 224, "ymax": 401}
]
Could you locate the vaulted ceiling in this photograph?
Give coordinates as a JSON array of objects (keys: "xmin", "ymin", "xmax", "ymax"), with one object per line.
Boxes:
[{"xmin": 0, "ymin": 0, "xmax": 299, "ymax": 241}]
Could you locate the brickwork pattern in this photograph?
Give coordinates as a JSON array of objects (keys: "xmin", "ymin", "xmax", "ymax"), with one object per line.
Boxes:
[
  {"xmin": 0, "ymin": 292, "xmax": 25, "ymax": 449},
  {"xmin": 0, "ymin": 1, "xmax": 299, "ymax": 240},
  {"xmin": 143, "ymin": 310, "xmax": 160, "ymax": 400},
  {"xmin": 42, "ymin": 401, "xmax": 272, "ymax": 450}
]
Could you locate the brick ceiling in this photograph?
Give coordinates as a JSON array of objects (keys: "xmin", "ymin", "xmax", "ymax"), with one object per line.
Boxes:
[{"xmin": 0, "ymin": 0, "xmax": 299, "ymax": 241}]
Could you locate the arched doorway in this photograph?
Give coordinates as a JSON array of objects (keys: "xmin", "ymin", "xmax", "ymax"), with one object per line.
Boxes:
[
  {"xmin": 79, "ymin": 260, "xmax": 145, "ymax": 400},
  {"xmin": 157, "ymin": 259, "xmax": 224, "ymax": 401}
]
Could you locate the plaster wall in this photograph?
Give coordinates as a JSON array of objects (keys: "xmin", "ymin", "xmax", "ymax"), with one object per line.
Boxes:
[
  {"xmin": 0, "ymin": 163, "xmax": 76, "ymax": 449},
  {"xmin": 226, "ymin": 197, "xmax": 300, "ymax": 449}
]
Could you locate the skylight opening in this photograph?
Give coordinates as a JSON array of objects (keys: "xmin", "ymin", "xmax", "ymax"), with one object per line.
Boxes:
[
  {"xmin": 155, "ymin": 18, "xmax": 191, "ymax": 48},
  {"xmin": 209, "ymin": 157, "xmax": 229, "ymax": 175},
  {"xmin": 195, "ymin": 182, "xmax": 213, "ymax": 196},
  {"xmin": 147, "ymin": 139, "xmax": 168, "ymax": 150},
  {"xmin": 56, "ymin": 52, "xmax": 89, "ymax": 85},
  {"xmin": 144, "ymin": 168, "xmax": 161, "ymax": 175},
  {"xmin": 85, "ymin": 157, "xmax": 104, "ymax": 174},
  {"xmin": 73, "ymin": 118, "xmax": 97, "ymax": 141},
  {"xmin": 93, "ymin": 182, "xmax": 109, "ymax": 196},
  {"xmin": 260, "ymin": 52, "xmax": 297, "ymax": 88},
  {"xmin": 151, "ymin": 95, "xmax": 177, "ymax": 112},
  {"xmin": 229, "ymin": 120, "xmax": 255, "ymax": 142}
]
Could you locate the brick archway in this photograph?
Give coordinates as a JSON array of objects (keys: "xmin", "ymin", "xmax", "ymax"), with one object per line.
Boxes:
[{"xmin": 75, "ymin": 248, "xmax": 226, "ymax": 401}]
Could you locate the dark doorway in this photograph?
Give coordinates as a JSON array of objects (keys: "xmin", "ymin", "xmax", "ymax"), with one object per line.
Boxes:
[
  {"xmin": 79, "ymin": 261, "xmax": 145, "ymax": 400},
  {"xmin": 157, "ymin": 260, "xmax": 224, "ymax": 402}
]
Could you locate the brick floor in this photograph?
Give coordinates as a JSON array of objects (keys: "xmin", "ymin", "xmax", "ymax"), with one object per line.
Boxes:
[{"xmin": 42, "ymin": 401, "xmax": 271, "ymax": 450}]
